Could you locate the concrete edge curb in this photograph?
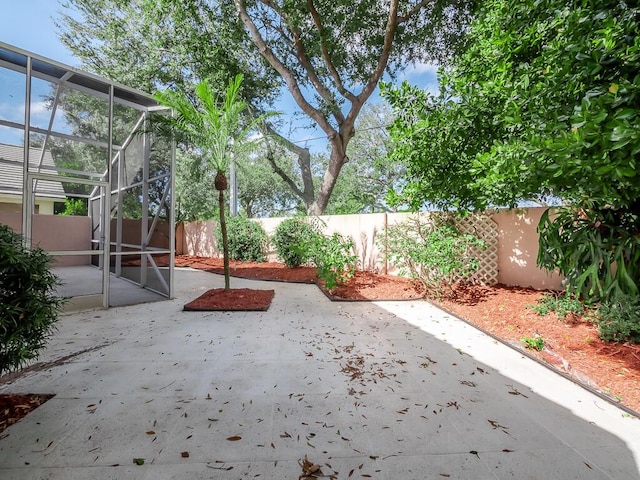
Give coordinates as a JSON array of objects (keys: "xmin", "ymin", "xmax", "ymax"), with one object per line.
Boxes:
[{"xmin": 427, "ymin": 300, "xmax": 640, "ymax": 420}]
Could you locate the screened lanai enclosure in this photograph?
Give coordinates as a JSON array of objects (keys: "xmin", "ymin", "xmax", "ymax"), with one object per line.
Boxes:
[{"xmin": 0, "ymin": 42, "xmax": 175, "ymax": 310}]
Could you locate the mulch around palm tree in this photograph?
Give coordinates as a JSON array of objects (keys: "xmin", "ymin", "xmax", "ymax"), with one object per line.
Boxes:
[{"xmin": 183, "ymin": 288, "xmax": 275, "ymax": 311}]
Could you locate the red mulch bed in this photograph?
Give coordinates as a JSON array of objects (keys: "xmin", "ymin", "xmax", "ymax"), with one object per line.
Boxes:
[
  {"xmin": 176, "ymin": 255, "xmax": 317, "ymax": 283},
  {"xmin": 0, "ymin": 394, "xmax": 54, "ymax": 435},
  {"xmin": 433, "ymin": 284, "xmax": 640, "ymax": 414},
  {"xmin": 178, "ymin": 255, "xmax": 640, "ymax": 414},
  {"xmin": 320, "ymin": 271, "xmax": 424, "ymax": 301},
  {"xmin": 184, "ymin": 288, "xmax": 275, "ymax": 311}
]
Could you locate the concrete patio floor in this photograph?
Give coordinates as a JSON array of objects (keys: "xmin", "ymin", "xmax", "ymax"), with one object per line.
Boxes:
[{"xmin": 0, "ymin": 267, "xmax": 639, "ymax": 479}]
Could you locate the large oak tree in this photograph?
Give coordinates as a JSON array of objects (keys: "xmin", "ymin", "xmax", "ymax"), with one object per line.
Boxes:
[{"xmin": 57, "ymin": 0, "xmax": 474, "ymax": 214}]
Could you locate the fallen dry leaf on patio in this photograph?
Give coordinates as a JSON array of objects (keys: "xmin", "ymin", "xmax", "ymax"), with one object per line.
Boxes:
[
  {"xmin": 488, "ymin": 419, "xmax": 508, "ymax": 430},
  {"xmin": 506, "ymin": 385, "xmax": 529, "ymax": 398},
  {"xmin": 207, "ymin": 462, "xmax": 234, "ymax": 470},
  {"xmin": 299, "ymin": 454, "xmax": 322, "ymax": 479}
]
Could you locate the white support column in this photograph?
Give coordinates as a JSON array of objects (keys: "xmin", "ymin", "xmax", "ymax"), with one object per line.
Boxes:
[
  {"xmin": 22, "ymin": 55, "xmax": 32, "ymax": 245},
  {"xmin": 140, "ymin": 113, "xmax": 150, "ymax": 288},
  {"xmin": 115, "ymin": 150, "xmax": 124, "ymax": 277},
  {"xmin": 103, "ymin": 85, "xmax": 114, "ymax": 309}
]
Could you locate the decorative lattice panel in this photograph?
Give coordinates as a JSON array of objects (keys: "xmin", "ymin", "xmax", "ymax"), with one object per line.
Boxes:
[{"xmin": 454, "ymin": 214, "xmax": 499, "ymax": 285}]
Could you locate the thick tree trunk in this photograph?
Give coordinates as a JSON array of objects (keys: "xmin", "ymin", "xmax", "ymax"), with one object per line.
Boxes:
[
  {"xmin": 308, "ymin": 125, "xmax": 354, "ymax": 215},
  {"xmin": 308, "ymin": 148, "xmax": 344, "ymax": 215}
]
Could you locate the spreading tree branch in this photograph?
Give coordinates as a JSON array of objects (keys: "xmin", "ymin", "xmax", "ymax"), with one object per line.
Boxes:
[
  {"xmin": 306, "ymin": 0, "xmax": 356, "ymax": 104},
  {"xmin": 350, "ymin": 0, "xmax": 402, "ymax": 124},
  {"xmin": 235, "ymin": 0, "xmax": 341, "ymax": 135},
  {"xmin": 397, "ymin": 0, "xmax": 435, "ymax": 24},
  {"xmin": 261, "ymin": 123, "xmax": 315, "ymax": 207}
]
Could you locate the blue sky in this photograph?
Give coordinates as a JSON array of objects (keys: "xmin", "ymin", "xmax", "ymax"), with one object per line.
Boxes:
[
  {"xmin": 0, "ymin": 0, "xmax": 77, "ymax": 65},
  {"xmin": 0, "ymin": 1, "xmax": 438, "ymax": 150}
]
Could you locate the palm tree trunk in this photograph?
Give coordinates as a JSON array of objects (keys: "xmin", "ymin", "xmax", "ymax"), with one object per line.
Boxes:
[{"xmin": 218, "ymin": 188, "xmax": 230, "ymax": 290}]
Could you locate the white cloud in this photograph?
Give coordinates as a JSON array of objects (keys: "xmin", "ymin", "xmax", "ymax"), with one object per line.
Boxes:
[
  {"xmin": 396, "ymin": 62, "xmax": 441, "ymax": 96},
  {"xmin": 0, "ymin": 101, "xmax": 26, "ymax": 123},
  {"xmin": 405, "ymin": 61, "xmax": 440, "ymax": 76},
  {"xmin": 30, "ymin": 100, "xmax": 49, "ymax": 116},
  {"xmin": 423, "ymin": 82, "xmax": 440, "ymax": 97},
  {"xmin": 0, "ymin": 100, "xmax": 52, "ymax": 124}
]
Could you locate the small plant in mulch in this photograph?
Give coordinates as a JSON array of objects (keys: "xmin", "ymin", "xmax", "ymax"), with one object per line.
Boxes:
[
  {"xmin": 595, "ymin": 295, "xmax": 640, "ymax": 343},
  {"xmin": 306, "ymin": 233, "xmax": 358, "ymax": 291},
  {"xmin": 531, "ymin": 292, "xmax": 584, "ymax": 320},
  {"xmin": 521, "ymin": 336, "xmax": 545, "ymax": 351}
]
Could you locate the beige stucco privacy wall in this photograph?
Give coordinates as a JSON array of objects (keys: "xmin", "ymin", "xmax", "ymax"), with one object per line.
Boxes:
[
  {"xmin": 181, "ymin": 207, "xmax": 564, "ymax": 291},
  {"xmin": 259, "ymin": 213, "xmax": 390, "ymax": 272},
  {"xmin": 0, "ymin": 212, "xmax": 92, "ymax": 266},
  {"xmin": 183, "ymin": 220, "xmax": 220, "ymax": 257},
  {"xmin": 492, "ymin": 208, "xmax": 563, "ymax": 290}
]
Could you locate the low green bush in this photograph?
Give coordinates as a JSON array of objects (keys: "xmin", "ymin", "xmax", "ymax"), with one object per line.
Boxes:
[
  {"xmin": 307, "ymin": 233, "xmax": 357, "ymax": 291},
  {"xmin": 532, "ymin": 292, "xmax": 584, "ymax": 320},
  {"xmin": 272, "ymin": 217, "xmax": 322, "ymax": 267},
  {"xmin": 0, "ymin": 224, "xmax": 63, "ymax": 375},
  {"xmin": 215, "ymin": 215, "xmax": 267, "ymax": 262},
  {"xmin": 60, "ymin": 198, "xmax": 88, "ymax": 216},
  {"xmin": 381, "ymin": 214, "xmax": 485, "ymax": 298},
  {"xmin": 596, "ymin": 296, "xmax": 640, "ymax": 343}
]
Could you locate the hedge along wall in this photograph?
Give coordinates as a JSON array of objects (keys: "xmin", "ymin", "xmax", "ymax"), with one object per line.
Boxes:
[{"xmin": 181, "ymin": 207, "xmax": 564, "ymax": 291}]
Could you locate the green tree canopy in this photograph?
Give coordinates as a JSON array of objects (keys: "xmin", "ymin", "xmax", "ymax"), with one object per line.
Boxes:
[
  {"xmin": 383, "ymin": 0, "xmax": 640, "ymax": 211},
  {"xmin": 57, "ymin": 0, "xmax": 474, "ymax": 214},
  {"xmin": 326, "ymin": 103, "xmax": 405, "ymax": 214},
  {"xmin": 382, "ymin": 0, "xmax": 640, "ymax": 302}
]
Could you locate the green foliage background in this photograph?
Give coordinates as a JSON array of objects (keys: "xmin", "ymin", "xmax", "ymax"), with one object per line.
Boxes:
[
  {"xmin": 0, "ymin": 225, "xmax": 63, "ymax": 375},
  {"xmin": 383, "ymin": 0, "xmax": 640, "ymax": 304},
  {"xmin": 215, "ymin": 215, "xmax": 268, "ymax": 262}
]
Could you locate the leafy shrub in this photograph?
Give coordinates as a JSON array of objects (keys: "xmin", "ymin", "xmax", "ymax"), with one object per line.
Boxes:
[
  {"xmin": 0, "ymin": 224, "xmax": 63, "ymax": 375},
  {"xmin": 60, "ymin": 198, "xmax": 88, "ymax": 216},
  {"xmin": 215, "ymin": 215, "xmax": 267, "ymax": 262},
  {"xmin": 532, "ymin": 292, "xmax": 584, "ymax": 320},
  {"xmin": 272, "ymin": 217, "xmax": 322, "ymax": 267},
  {"xmin": 538, "ymin": 205, "xmax": 640, "ymax": 305},
  {"xmin": 307, "ymin": 233, "xmax": 358, "ymax": 291},
  {"xmin": 596, "ymin": 296, "xmax": 640, "ymax": 343},
  {"xmin": 382, "ymin": 214, "xmax": 486, "ymax": 298}
]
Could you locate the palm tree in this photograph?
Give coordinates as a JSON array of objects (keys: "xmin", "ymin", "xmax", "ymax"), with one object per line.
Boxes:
[{"xmin": 154, "ymin": 74, "xmax": 269, "ymax": 289}]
